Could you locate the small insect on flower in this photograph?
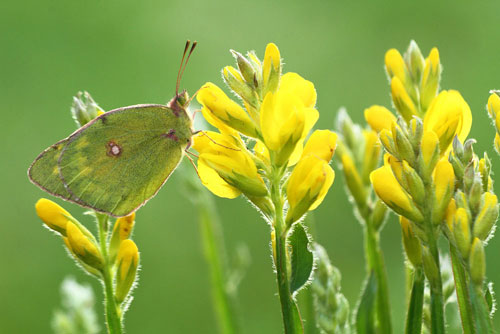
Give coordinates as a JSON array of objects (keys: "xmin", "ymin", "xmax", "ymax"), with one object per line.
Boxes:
[{"xmin": 28, "ymin": 41, "xmax": 203, "ymax": 217}]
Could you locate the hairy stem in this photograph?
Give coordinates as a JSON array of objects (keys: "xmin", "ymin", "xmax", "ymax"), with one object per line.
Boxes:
[
  {"xmin": 271, "ymin": 166, "xmax": 302, "ymax": 334},
  {"xmin": 427, "ymin": 232, "xmax": 445, "ymax": 334},
  {"xmin": 97, "ymin": 214, "xmax": 122, "ymax": 334},
  {"xmin": 364, "ymin": 222, "xmax": 392, "ymax": 334}
]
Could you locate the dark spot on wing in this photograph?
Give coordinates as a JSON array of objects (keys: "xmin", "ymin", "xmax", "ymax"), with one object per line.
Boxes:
[{"xmin": 107, "ymin": 141, "xmax": 122, "ymax": 157}]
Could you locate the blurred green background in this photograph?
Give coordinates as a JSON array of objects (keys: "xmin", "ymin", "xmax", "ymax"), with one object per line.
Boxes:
[{"xmin": 2, "ymin": 0, "xmax": 500, "ymax": 333}]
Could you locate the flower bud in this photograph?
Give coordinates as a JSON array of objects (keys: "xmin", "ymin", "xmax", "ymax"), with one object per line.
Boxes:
[
  {"xmin": 392, "ymin": 122, "xmax": 415, "ymax": 165},
  {"xmin": 286, "ymin": 155, "xmax": 335, "ymax": 225},
  {"xmin": 66, "ymin": 222, "xmax": 103, "ymax": 270},
  {"xmin": 115, "ymin": 240, "xmax": 139, "ymax": 303},
  {"xmin": 341, "ymin": 153, "xmax": 366, "ymax": 210},
  {"xmin": 469, "ymin": 238, "xmax": 485, "ymax": 286},
  {"xmin": 71, "ymin": 91, "xmax": 104, "ymax": 127},
  {"xmin": 487, "ymin": 92, "xmax": 500, "ymax": 121},
  {"xmin": 385, "ymin": 49, "xmax": 407, "ymax": 84},
  {"xmin": 222, "ymin": 66, "xmax": 258, "ymax": 109},
  {"xmin": 478, "ymin": 154, "xmax": 492, "ymax": 192},
  {"xmin": 432, "ymin": 159, "xmax": 455, "ymax": 224},
  {"xmin": 231, "ymin": 50, "xmax": 256, "ymax": 85},
  {"xmin": 408, "ymin": 118, "xmax": 423, "ymax": 151},
  {"xmin": 35, "ymin": 198, "xmax": 72, "ymax": 236},
  {"xmin": 419, "ymin": 130, "xmax": 440, "ymax": 181},
  {"xmin": 371, "ymin": 199, "xmax": 389, "ymax": 231},
  {"xmin": 463, "ymin": 139, "xmax": 476, "ymax": 164},
  {"xmin": 378, "ymin": 129, "xmax": 397, "ymax": 158},
  {"xmin": 400, "ymin": 217, "xmax": 422, "ymax": 267},
  {"xmin": 420, "ymin": 48, "xmax": 440, "ymax": 112},
  {"xmin": 109, "ymin": 213, "xmax": 136, "ymax": 262},
  {"xmin": 473, "ymin": 192, "xmax": 499, "ymax": 241},
  {"xmin": 445, "ymin": 199, "xmax": 457, "ymax": 231},
  {"xmin": 422, "ymin": 246, "xmax": 439, "ymax": 283},
  {"xmin": 197, "ymin": 82, "xmax": 259, "ymax": 138},
  {"xmin": 452, "ymin": 208, "xmax": 471, "ymax": 259},
  {"xmin": 262, "ymin": 43, "xmax": 281, "ymax": 94},
  {"xmin": 406, "ymin": 40, "xmax": 425, "ymax": 84},
  {"xmin": 370, "ymin": 165, "xmax": 423, "ymax": 223},
  {"xmin": 495, "ymin": 133, "xmax": 500, "ymax": 155},
  {"xmin": 468, "ymin": 181, "xmax": 482, "ymax": 215},
  {"xmin": 391, "ymin": 77, "xmax": 417, "ymax": 122},
  {"xmin": 364, "ymin": 105, "xmax": 396, "ymax": 133},
  {"xmin": 402, "ymin": 160, "xmax": 425, "ymax": 206},
  {"xmin": 362, "ymin": 130, "xmax": 381, "ymax": 181}
]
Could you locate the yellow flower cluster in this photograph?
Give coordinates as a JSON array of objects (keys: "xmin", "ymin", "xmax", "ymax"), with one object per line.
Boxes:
[
  {"xmin": 35, "ymin": 198, "xmax": 139, "ymax": 301},
  {"xmin": 366, "ymin": 41, "xmax": 472, "ymax": 265},
  {"xmin": 193, "ymin": 43, "xmax": 335, "ymax": 226}
]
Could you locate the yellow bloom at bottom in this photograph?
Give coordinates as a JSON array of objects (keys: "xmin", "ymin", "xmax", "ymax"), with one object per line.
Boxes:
[
  {"xmin": 286, "ymin": 155, "xmax": 335, "ymax": 225},
  {"xmin": 115, "ymin": 239, "xmax": 139, "ymax": 303},
  {"xmin": 370, "ymin": 165, "xmax": 423, "ymax": 223},
  {"xmin": 66, "ymin": 222, "xmax": 103, "ymax": 270},
  {"xmin": 35, "ymin": 198, "xmax": 72, "ymax": 236}
]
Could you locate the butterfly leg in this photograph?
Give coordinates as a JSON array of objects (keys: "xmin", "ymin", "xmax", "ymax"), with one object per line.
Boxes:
[
  {"xmin": 192, "ymin": 130, "xmax": 240, "ymax": 151},
  {"xmin": 184, "ymin": 150, "xmax": 200, "ymax": 179}
]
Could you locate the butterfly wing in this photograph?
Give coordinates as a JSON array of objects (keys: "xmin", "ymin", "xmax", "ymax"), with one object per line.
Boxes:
[
  {"xmin": 30, "ymin": 104, "xmax": 189, "ymax": 217},
  {"xmin": 28, "ymin": 138, "xmax": 73, "ymax": 199}
]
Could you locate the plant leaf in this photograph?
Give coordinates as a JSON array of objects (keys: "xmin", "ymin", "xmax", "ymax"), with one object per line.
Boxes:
[
  {"xmin": 355, "ymin": 271, "xmax": 377, "ymax": 334},
  {"xmin": 288, "ymin": 223, "xmax": 314, "ymax": 294}
]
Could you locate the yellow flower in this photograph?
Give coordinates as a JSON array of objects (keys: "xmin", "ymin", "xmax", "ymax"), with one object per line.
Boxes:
[
  {"xmin": 433, "ymin": 159, "xmax": 455, "ymax": 204},
  {"xmin": 260, "ymin": 73, "xmax": 319, "ymax": 165},
  {"xmin": 301, "ymin": 130, "xmax": 337, "ymax": 162},
  {"xmin": 197, "ymin": 82, "xmax": 259, "ymax": 138},
  {"xmin": 487, "ymin": 92, "xmax": 500, "ymax": 120},
  {"xmin": 370, "ymin": 164, "xmax": 423, "ymax": 222},
  {"xmin": 364, "ymin": 105, "xmax": 397, "ymax": 133},
  {"xmin": 66, "ymin": 222, "xmax": 103, "ymax": 270},
  {"xmin": 420, "ymin": 131, "xmax": 440, "ymax": 168},
  {"xmin": 385, "ymin": 49, "xmax": 407, "ymax": 84},
  {"xmin": 35, "ymin": 198, "xmax": 72, "ymax": 236},
  {"xmin": 115, "ymin": 239, "xmax": 139, "ymax": 303},
  {"xmin": 193, "ymin": 131, "xmax": 267, "ymax": 198},
  {"xmin": 423, "ymin": 90, "xmax": 472, "ymax": 154},
  {"xmin": 391, "ymin": 76, "xmax": 418, "ymax": 121},
  {"xmin": 109, "ymin": 213, "xmax": 136, "ymax": 261},
  {"xmin": 286, "ymin": 155, "xmax": 335, "ymax": 225}
]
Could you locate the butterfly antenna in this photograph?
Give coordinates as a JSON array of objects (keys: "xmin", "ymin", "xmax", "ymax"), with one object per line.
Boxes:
[
  {"xmin": 179, "ymin": 41, "xmax": 198, "ymax": 91},
  {"xmin": 176, "ymin": 40, "xmax": 191, "ymax": 95}
]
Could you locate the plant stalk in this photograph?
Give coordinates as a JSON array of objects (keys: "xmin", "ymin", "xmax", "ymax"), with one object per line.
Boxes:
[
  {"xmin": 427, "ymin": 232, "xmax": 445, "ymax": 334},
  {"xmin": 405, "ymin": 266, "xmax": 425, "ymax": 334},
  {"xmin": 363, "ymin": 215, "xmax": 392, "ymax": 333},
  {"xmin": 97, "ymin": 214, "xmax": 122, "ymax": 334},
  {"xmin": 270, "ymin": 167, "xmax": 302, "ymax": 334}
]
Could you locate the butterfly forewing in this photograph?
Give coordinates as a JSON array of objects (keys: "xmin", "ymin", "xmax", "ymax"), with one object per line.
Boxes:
[{"xmin": 31, "ymin": 104, "xmax": 189, "ymax": 217}]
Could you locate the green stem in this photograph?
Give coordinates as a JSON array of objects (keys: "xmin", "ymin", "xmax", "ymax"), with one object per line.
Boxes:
[
  {"xmin": 271, "ymin": 167, "xmax": 302, "ymax": 334},
  {"xmin": 199, "ymin": 202, "xmax": 239, "ymax": 334},
  {"xmin": 405, "ymin": 267, "xmax": 425, "ymax": 334},
  {"xmin": 97, "ymin": 214, "xmax": 122, "ymax": 334},
  {"xmin": 427, "ymin": 232, "xmax": 445, "ymax": 334},
  {"xmin": 364, "ymin": 219, "xmax": 392, "ymax": 333},
  {"xmin": 449, "ymin": 243, "xmax": 476, "ymax": 334}
]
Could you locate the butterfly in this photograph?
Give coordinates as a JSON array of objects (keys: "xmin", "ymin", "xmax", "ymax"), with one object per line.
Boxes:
[{"xmin": 28, "ymin": 41, "xmax": 199, "ymax": 217}]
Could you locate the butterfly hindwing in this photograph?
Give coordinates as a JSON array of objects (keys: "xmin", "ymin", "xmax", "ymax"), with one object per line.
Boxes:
[
  {"xmin": 28, "ymin": 138, "xmax": 73, "ymax": 200},
  {"xmin": 30, "ymin": 104, "xmax": 190, "ymax": 217}
]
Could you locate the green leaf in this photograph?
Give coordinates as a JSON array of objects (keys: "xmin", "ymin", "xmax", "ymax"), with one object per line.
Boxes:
[
  {"xmin": 288, "ymin": 223, "xmax": 314, "ymax": 294},
  {"xmin": 355, "ymin": 271, "xmax": 377, "ymax": 334},
  {"xmin": 405, "ymin": 268, "xmax": 424, "ymax": 334}
]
